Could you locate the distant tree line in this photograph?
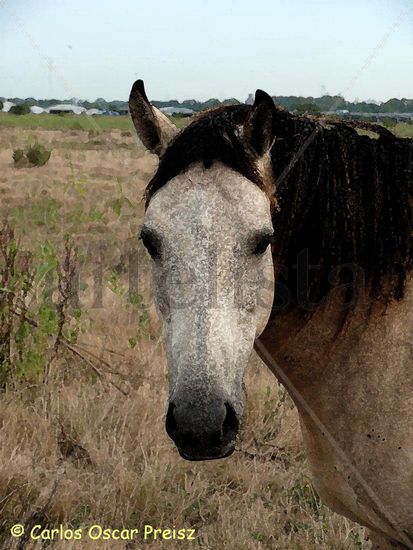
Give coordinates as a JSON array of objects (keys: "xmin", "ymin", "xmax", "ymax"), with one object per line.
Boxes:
[
  {"xmin": 274, "ymin": 95, "xmax": 413, "ymax": 114},
  {"xmin": 1, "ymin": 95, "xmax": 413, "ymax": 114}
]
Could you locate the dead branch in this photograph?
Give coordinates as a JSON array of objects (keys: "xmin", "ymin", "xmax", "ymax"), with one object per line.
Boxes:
[
  {"xmin": 10, "ymin": 307, "xmax": 129, "ymax": 396},
  {"xmin": 16, "ymin": 467, "xmax": 63, "ymax": 550}
]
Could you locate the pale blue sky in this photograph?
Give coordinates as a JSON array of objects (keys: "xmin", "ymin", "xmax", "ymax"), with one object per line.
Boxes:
[{"xmin": 1, "ymin": 0, "xmax": 412, "ymax": 102}]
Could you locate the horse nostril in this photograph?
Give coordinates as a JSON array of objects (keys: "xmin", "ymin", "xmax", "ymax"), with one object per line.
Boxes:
[
  {"xmin": 210, "ymin": 430, "xmax": 223, "ymax": 446},
  {"xmin": 166, "ymin": 402, "xmax": 177, "ymax": 437},
  {"xmin": 223, "ymin": 402, "xmax": 239, "ymax": 437}
]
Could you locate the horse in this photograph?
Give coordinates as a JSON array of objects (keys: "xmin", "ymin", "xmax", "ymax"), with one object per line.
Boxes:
[{"xmin": 129, "ymin": 79, "xmax": 413, "ymax": 549}]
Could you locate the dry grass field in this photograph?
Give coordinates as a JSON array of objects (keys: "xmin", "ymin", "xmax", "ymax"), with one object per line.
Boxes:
[{"xmin": 0, "ymin": 116, "xmax": 377, "ymax": 549}]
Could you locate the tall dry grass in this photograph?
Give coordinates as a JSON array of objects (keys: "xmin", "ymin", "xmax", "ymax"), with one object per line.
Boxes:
[{"xmin": 0, "ymin": 125, "xmax": 369, "ymax": 549}]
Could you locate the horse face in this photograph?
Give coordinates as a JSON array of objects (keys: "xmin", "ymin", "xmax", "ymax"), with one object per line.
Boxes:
[
  {"xmin": 130, "ymin": 80, "xmax": 276, "ymax": 460},
  {"xmin": 141, "ymin": 162, "xmax": 274, "ymax": 460}
]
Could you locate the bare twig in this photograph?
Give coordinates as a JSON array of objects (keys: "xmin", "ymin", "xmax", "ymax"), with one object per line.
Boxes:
[
  {"xmin": 44, "ymin": 238, "xmax": 77, "ymax": 384},
  {"xmin": 0, "ymin": 483, "xmax": 28, "ymax": 515},
  {"xmin": 75, "ymin": 340, "xmax": 126, "ymax": 357},
  {"xmin": 16, "ymin": 468, "xmax": 63, "ymax": 550},
  {"xmin": 9, "ymin": 307, "xmax": 129, "ymax": 396},
  {"xmin": 236, "ymin": 446, "xmax": 290, "ymax": 467},
  {"xmin": 70, "ymin": 342, "xmax": 126, "ymax": 376},
  {"xmin": 0, "ymin": 222, "xmax": 17, "ymax": 385},
  {"xmin": 64, "ymin": 340, "xmax": 129, "ymax": 396}
]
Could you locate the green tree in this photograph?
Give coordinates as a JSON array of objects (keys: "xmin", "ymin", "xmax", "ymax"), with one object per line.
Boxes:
[
  {"xmin": 293, "ymin": 102, "xmax": 321, "ymax": 115},
  {"xmin": 381, "ymin": 98, "xmax": 403, "ymax": 113},
  {"xmin": 10, "ymin": 103, "xmax": 31, "ymax": 115}
]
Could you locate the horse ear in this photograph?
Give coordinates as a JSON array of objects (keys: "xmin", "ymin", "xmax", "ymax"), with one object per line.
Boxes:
[
  {"xmin": 243, "ymin": 89, "xmax": 276, "ymax": 157},
  {"xmin": 129, "ymin": 79, "xmax": 178, "ymax": 157}
]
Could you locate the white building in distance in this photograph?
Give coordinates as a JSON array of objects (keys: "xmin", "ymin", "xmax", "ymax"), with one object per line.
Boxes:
[
  {"xmin": 30, "ymin": 105, "xmax": 45, "ymax": 114},
  {"xmin": 160, "ymin": 106, "xmax": 194, "ymax": 116},
  {"xmin": 2, "ymin": 101, "xmax": 16, "ymax": 112},
  {"xmin": 85, "ymin": 108, "xmax": 104, "ymax": 116},
  {"xmin": 47, "ymin": 104, "xmax": 86, "ymax": 115}
]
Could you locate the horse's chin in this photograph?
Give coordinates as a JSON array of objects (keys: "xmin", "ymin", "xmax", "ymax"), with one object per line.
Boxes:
[{"xmin": 177, "ymin": 444, "xmax": 236, "ymax": 461}]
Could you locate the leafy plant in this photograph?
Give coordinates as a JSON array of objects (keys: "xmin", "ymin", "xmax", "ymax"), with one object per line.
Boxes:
[
  {"xmin": 26, "ymin": 143, "xmax": 52, "ymax": 166},
  {"xmin": 12, "ymin": 143, "xmax": 52, "ymax": 167},
  {"xmin": 110, "ymin": 180, "xmax": 134, "ymax": 217},
  {"xmin": 111, "ymin": 197, "xmax": 131, "ymax": 217},
  {"xmin": 12, "ymin": 149, "xmax": 25, "ymax": 164},
  {"xmin": 105, "ymin": 270, "xmax": 149, "ymax": 336},
  {"xmin": 284, "ymin": 478, "xmax": 323, "ymax": 519},
  {"xmin": 0, "ymin": 223, "xmax": 78, "ymax": 385}
]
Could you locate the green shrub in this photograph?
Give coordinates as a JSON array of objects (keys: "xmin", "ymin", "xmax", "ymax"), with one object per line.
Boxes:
[
  {"xmin": 293, "ymin": 102, "xmax": 321, "ymax": 115},
  {"xmin": 26, "ymin": 143, "xmax": 51, "ymax": 167},
  {"xmin": 0, "ymin": 223, "xmax": 80, "ymax": 385},
  {"xmin": 10, "ymin": 103, "xmax": 31, "ymax": 115},
  {"xmin": 12, "ymin": 149, "xmax": 25, "ymax": 164}
]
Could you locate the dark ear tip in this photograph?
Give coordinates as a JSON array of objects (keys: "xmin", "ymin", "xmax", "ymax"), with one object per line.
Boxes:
[
  {"xmin": 130, "ymin": 79, "xmax": 149, "ymax": 103},
  {"xmin": 253, "ymin": 89, "xmax": 275, "ymax": 109},
  {"xmin": 131, "ymin": 79, "xmax": 144, "ymax": 93}
]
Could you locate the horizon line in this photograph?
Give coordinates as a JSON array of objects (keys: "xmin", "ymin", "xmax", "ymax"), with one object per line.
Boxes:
[{"xmin": 2, "ymin": 93, "xmax": 413, "ymax": 105}]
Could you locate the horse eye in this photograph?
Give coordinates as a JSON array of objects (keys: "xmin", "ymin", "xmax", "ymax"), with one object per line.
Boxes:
[
  {"xmin": 140, "ymin": 230, "xmax": 161, "ymax": 260},
  {"xmin": 252, "ymin": 233, "xmax": 274, "ymax": 255}
]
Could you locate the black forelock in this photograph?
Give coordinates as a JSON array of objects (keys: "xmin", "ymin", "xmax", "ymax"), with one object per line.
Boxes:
[{"xmin": 144, "ymin": 104, "xmax": 266, "ymax": 207}]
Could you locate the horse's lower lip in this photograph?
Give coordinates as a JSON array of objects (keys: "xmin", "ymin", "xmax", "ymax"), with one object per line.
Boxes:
[{"xmin": 178, "ymin": 445, "xmax": 235, "ymax": 461}]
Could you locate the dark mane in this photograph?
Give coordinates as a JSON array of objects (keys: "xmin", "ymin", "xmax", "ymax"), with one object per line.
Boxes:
[
  {"xmin": 145, "ymin": 104, "xmax": 413, "ymax": 317},
  {"xmin": 271, "ymin": 116, "xmax": 413, "ymax": 319}
]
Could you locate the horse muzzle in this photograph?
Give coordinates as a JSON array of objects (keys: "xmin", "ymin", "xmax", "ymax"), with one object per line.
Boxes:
[{"xmin": 165, "ymin": 392, "xmax": 241, "ymax": 461}]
